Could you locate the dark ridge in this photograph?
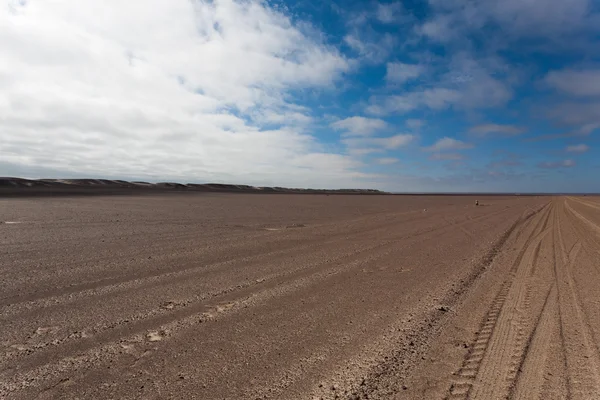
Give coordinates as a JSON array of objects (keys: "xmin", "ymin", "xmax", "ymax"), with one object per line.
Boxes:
[{"xmin": 0, "ymin": 177, "xmax": 387, "ymax": 197}]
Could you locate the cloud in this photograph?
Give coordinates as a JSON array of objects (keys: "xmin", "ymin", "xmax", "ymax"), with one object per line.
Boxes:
[
  {"xmin": 566, "ymin": 144, "xmax": 590, "ymax": 153},
  {"xmin": 0, "ymin": 0, "xmax": 374, "ymax": 188},
  {"xmin": 386, "ymin": 62, "xmax": 425, "ymax": 84},
  {"xmin": 368, "ymin": 55, "xmax": 512, "ymax": 116},
  {"xmin": 376, "ymin": 157, "xmax": 399, "ymax": 165},
  {"xmin": 547, "ymin": 102, "xmax": 600, "ymax": 127},
  {"xmin": 546, "ymin": 69, "xmax": 600, "ymax": 97},
  {"xmin": 487, "ymin": 0, "xmax": 596, "ymax": 37},
  {"xmin": 367, "ymin": 88, "xmax": 461, "ymax": 115},
  {"xmin": 422, "ymin": 0, "xmax": 599, "ymax": 46},
  {"xmin": 343, "ymin": 32, "xmax": 397, "ymax": 64},
  {"xmin": 347, "ymin": 147, "xmax": 382, "ymax": 156},
  {"xmin": 380, "ymin": 134, "xmax": 415, "ymax": 149},
  {"xmin": 330, "ymin": 116, "xmax": 387, "ymax": 136},
  {"xmin": 577, "ymin": 123, "xmax": 600, "ymax": 135},
  {"xmin": 538, "ymin": 159, "xmax": 576, "ymax": 169},
  {"xmin": 429, "ymin": 153, "xmax": 464, "ymax": 161},
  {"xmin": 406, "ymin": 119, "xmax": 425, "ymax": 129},
  {"xmin": 376, "ymin": 2, "xmax": 406, "ymax": 24},
  {"xmin": 419, "ymin": 15, "xmax": 459, "ymax": 43},
  {"xmin": 487, "ymin": 153, "xmax": 522, "ymax": 168},
  {"xmin": 527, "ymin": 122, "xmax": 600, "ymax": 141},
  {"xmin": 343, "ymin": 134, "xmax": 415, "ymax": 154},
  {"xmin": 469, "ymin": 124, "xmax": 525, "ymax": 137},
  {"xmin": 424, "ymin": 137, "xmax": 473, "ymax": 152}
]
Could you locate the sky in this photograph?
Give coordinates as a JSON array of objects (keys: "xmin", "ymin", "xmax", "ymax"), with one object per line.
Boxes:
[{"xmin": 1, "ymin": 0, "xmax": 599, "ymax": 192}]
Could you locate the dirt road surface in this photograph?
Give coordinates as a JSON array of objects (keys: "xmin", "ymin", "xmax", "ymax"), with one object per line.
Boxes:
[{"xmin": 1, "ymin": 194, "xmax": 599, "ymax": 399}]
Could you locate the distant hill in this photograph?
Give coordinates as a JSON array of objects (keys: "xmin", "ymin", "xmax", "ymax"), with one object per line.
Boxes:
[{"xmin": 0, "ymin": 177, "xmax": 387, "ymax": 197}]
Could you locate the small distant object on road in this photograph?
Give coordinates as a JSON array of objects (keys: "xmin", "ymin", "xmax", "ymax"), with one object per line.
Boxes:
[{"xmin": 475, "ymin": 200, "xmax": 479, "ymax": 206}]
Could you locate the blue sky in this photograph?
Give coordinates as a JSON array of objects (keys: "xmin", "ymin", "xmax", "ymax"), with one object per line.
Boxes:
[{"xmin": 1, "ymin": 0, "xmax": 599, "ymax": 192}]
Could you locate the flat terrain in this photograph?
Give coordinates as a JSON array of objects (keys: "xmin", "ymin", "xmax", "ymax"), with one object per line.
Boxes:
[{"xmin": 1, "ymin": 194, "xmax": 600, "ymax": 399}]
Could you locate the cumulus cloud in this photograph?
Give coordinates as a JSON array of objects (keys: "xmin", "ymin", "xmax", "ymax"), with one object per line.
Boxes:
[
  {"xmin": 344, "ymin": 32, "xmax": 397, "ymax": 64},
  {"xmin": 429, "ymin": 153, "xmax": 464, "ymax": 161},
  {"xmin": 381, "ymin": 134, "xmax": 415, "ymax": 149},
  {"xmin": 577, "ymin": 123, "xmax": 600, "ymax": 136},
  {"xmin": 487, "ymin": 153, "xmax": 522, "ymax": 168},
  {"xmin": 343, "ymin": 134, "xmax": 415, "ymax": 155},
  {"xmin": 469, "ymin": 124, "xmax": 525, "ymax": 137},
  {"xmin": 347, "ymin": 148, "xmax": 382, "ymax": 156},
  {"xmin": 368, "ymin": 55, "xmax": 512, "ymax": 115},
  {"xmin": 547, "ymin": 102, "xmax": 600, "ymax": 128},
  {"xmin": 538, "ymin": 159, "xmax": 576, "ymax": 169},
  {"xmin": 424, "ymin": 137, "xmax": 473, "ymax": 152},
  {"xmin": 0, "ymin": 0, "xmax": 375, "ymax": 188},
  {"xmin": 543, "ymin": 69, "xmax": 600, "ymax": 131},
  {"xmin": 376, "ymin": 2, "xmax": 407, "ymax": 24},
  {"xmin": 386, "ymin": 62, "xmax": 425, "ymax": 84},
  {"xmin": 566, "ymin": 144, "xmax": 590, "ymax": 153},
  {"xmin": 367, "ymin": 88, "xmax": 460, "ymax": 115},
  {"xmin": 406, "ymin": 119, "xmax": 425, "ymax": 129},
  {"xmin": 422, "ymin": 0, "xmax": 599, "ymax": 45},
  {"xmin": 376, "ymin": 157, "xmax": 399, "ymax": 165},
  {"xmin": 546, "ymin": 69, "xmax": 600, "ymax": 97},
  {"xmin": 331, "ymin": 116, "xmax": 387, "ymax": 136}
]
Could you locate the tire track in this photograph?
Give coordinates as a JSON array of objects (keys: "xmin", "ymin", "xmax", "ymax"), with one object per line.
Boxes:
[
  {"xmin": 568, "ymin": 196, "xmax": 600, "ymax": 212},
  {"xmin": 564, "ymin": 198, "xmax": 600, "ymax": 238},
  {"xmin": 561, "ymin": 198, "xmax": 600, "ymax": 275},
  {"xmin": 1, "ymin": 204, "xmax": 511, "ymax": 325},
  {"xmin": 0, "ymin": 231, "xmax": 408, "ymax": 373},
  {"xmin": 467, "ymin": 227, "xmax": 549, "ymax": 399},
  {"xmin": 554, "ymin": 200, "xmax": 600, "ymax": 398},
  {"xmin": 510, "ymin": 284, "xmax": 556, "ymax": 400},
  {"xmin": 1, "ymin": 204, "xmax": 509, "ymax": 311},
  {"xmin": 1, "ymin": 204, "xmax": 520, "ymax": 394},
  {"xmin": 445, "ymin": 203, "xmax": 551, "ymax": 399}
]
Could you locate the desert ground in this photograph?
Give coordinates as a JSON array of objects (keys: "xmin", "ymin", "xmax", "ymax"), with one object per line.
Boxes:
[{"xmin": 1, "ymin": 194, "xmax": 600, "ymax": 399}]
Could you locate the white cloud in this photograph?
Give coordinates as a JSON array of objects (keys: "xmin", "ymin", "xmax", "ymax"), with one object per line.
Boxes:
[
  {"xmin": 343, "ymin": 32, "xmax": 396, "ymax": 64},
  {"xmin": 367, "ymin": 88, "xmax": 461, "ymax": 115},
  {"xmin": 367, "ymin": 95, "xmax": 417, "ymax": 115},
  {"xmin": 546, "ymin": 69, "xmax": 600, "ymax": 97},
  {"xmin": 386, "ymin": 62, "xmax": 425, "ymax": 84},
  {"xmin": 420, "ymin": 15, "xmax": 460, "ymax": 43},
  {"xmin": 406, "ymin": 119, "xmax": 425, "ymax": 129},
  {"xmin": 469, "ymin": 124, "xmax": 525, "ymax": 136},
  {"xmin": 0, "ymin": 0, "xmax": 378, "ymax": 188},
  {"xmin": 424, "ymin": 137, "xmax": 473, "ymax": 152},
  {"xmin": 348, "ymin": 147, "xmax": 383, "ymax": 156},
  {"xmin": 538, "ymin": 159, "xmax": 576, "ymax": 168},
  {"xmin": 423, "ymin": 0, "xmax": 599, "ymax": 44},
  {"xmin": 368, "ymin": 56, "xmax": 512, "ymax": 115},
  {"xmin": 378, "ymin": 134, "xmax": 416, "ymax": 149},
  {"xmin": 429, "ymin": 153, "xmax": 464, "ymax": 161},
  {"xmin": 376, "ymin": 2, "xmax": 406, "ymax": 24},
  {"xmin": 330, "ymin": 116, "xmax": 387, "ymax": 136},
  {"xmin": 578, "ymin": 123, "xmax": 600, "ymax": 135},
  {"xmin": 376, "ymin": 157, "xmax": 399, "ymax": 165},
  {"xmin": 548, "ymin": 102, "xmax": 600, "ymax": 127},
  {"xmin": 343, "ymin": 133, "xmax": 415, "ymax": 154},
  {"xmin": 488, "ymin": 0, "xmax": 595, "ymax": 37},
  {"xmin": 566, "ymin": 144, "xmax": 590, "ymax": 153},
  {"xmin": 421, "ymin": 88, "xmax": 463, "ymax": 109}
]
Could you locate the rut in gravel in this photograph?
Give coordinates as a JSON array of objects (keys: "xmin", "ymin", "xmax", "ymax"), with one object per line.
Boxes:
[
  {"xmin": 446, "ymin": 198, "xmax": 600, "ymax": 400},
  {"xmin": 4, "ymin": 195, "xmax": 600, "ymax": 400}
]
